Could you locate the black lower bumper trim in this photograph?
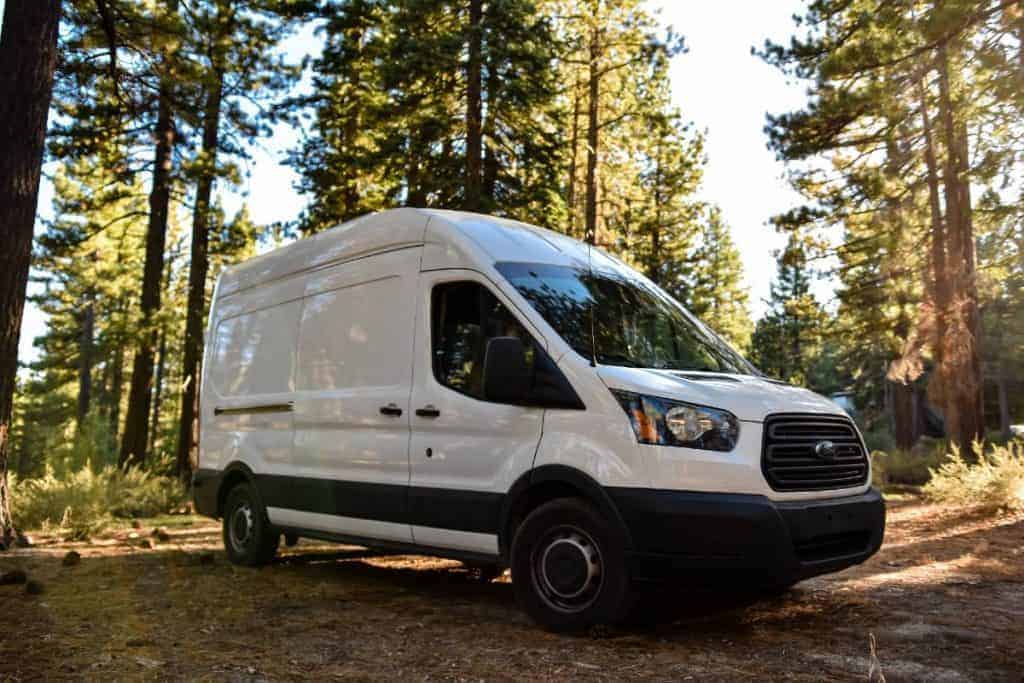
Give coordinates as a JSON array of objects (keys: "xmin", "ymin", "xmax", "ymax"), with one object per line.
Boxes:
[{"xmin": 606, "ymin": 486, "xmax": 885, "ymax": 583}]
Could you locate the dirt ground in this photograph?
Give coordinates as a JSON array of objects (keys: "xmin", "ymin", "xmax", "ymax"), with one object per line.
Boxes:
[{"xmin": 1, "ymin": 497, "xmax": 1022, "ymax": 682}]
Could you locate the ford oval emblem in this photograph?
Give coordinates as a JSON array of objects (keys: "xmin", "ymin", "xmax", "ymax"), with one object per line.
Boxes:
[{"xmin": 815, "ymin": 440, "xmax": 836, "ymax": 459}]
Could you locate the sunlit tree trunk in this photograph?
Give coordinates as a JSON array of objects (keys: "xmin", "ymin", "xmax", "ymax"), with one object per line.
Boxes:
[
  {"xmin": 77, "ymin": 295, "xmax": 95, "ymax": 427},
  {"xmin": 177, "ymin": 53, "xmax": 225, "ymax": 481},
  {"xmin": 566, "ymin": 81, "xmax": 581, "ymax": 238},
  {"xmin": 936, "ymin": 44, "xmax": 983, "ymax": 450},
  {"xmin": 120, "ymin": 7, "xmax": 178, "ymax": 467},
  {"xmin": 0, "ymin": 0, "xmax": 62, "ymax": 548}
]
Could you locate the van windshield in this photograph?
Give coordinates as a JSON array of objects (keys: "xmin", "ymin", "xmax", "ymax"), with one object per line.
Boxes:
[{"xmin": 495, "ymin": 261, "xmax": 757, "ymax": 375}]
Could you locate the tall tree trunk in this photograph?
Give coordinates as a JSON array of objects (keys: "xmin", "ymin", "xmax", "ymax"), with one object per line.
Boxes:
[
  {"xmin": 647, "ymin": 138, "xmax": 663, "ymax": 284},
  {"xmin": 464, "ymin": 0, "xmax": 483, "ymax": 211},
  {"xmin": 566, "ymin": 81, "xmax": 581, "ymax": 238},
  {"xmin": 77, "ymin": 295, "xmax": 95, "ymax": 427},
  {"xmin": 0, "ymin": 0, "xmax": 62, "ymax": 549},
  {"xmin": 177, "ymin": 64, "xmax": 224, "ymax": 481},
  {"xmin": 918, "ymin": 75, "xmax": 949, "ymax": 383},
  {"xmin": 149, "ymin": 323, "xmax": 167, "ymax": 455},
  {"xmin": 584, "ymin": 24, "xmax": 601, "ymax": 245},
  {"xmin": 891, "ymin": 380, "xmax": 917, "ymax": 451},
  {"xmin": 482, "ymin": 51, "xmax": 499, "ymax": 207},
  {"xmin": 109, "ymin": 344, "xmax": 125, "ymax": 438},
  {"xmin": 936, "ymin": 44, "xmax": 983, "ymax": 450},
  {"xmin": 119, "ymin": 27, "xmax": 177, "ymax": 468}
]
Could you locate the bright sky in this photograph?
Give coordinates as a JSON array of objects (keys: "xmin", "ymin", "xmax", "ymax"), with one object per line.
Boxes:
[{"xmin": 18, "ymin": 1, "xmax": 816, "ymax": 367}]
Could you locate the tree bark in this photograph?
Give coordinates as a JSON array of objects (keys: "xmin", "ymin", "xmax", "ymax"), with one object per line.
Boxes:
[
  {"xmin": 936, "ymin": 44, "xmax": 983, "ymax": 450},
  {"xmin": 464, "ymin": 0, "xmax": 483, "ymax": 211},
  {"xmin": 177, "ymin": 64, "xmax": 224, "ymax": 481},
  {"xmin": 566, "ymin": 81, "xmax": 581, "ymax": 238},
  {"xmin": 77, "ymin": 296, "xmax": 95, "ymax": 427},
  {"xmin": 482, "ymin": 48, "xmax": 499, "ymax": 207},
  {"xmin": 891, "ymin": 380, "xmax": 917, "ymax": 451},
  {"xmin": 119, "ymin": 19, "xmax": 177, "ymax": 468},
  {"xmin": 647, "ymin": 137, "xmax": 663, "ymax": 284},
  {"xmin": 0, "ymin": 0, "xmax": 62, "ymax": 548},
  {"xmin": 584, "ymin": 23, "xmax": 601, "ymax": 245},
  {"xmin": 149, "ymin": 322, "xmax": 167, "ymax": 455}
]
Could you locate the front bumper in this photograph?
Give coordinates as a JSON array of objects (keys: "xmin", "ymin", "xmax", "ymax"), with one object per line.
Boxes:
[{"xmin": 607, "ymin": 486, "xmax": 885, "ymax": 583}]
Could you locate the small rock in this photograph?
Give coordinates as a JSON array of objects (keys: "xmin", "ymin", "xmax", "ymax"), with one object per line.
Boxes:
[
  {"xmin": 25, "ymin": 580, "xmax": 45, "ymax": 595},
  {"xmin": 127, "ymin": 531, "xmax": 140, "ymax": 540},
  {"xmin": 63, "ymin": 550, "xmax": 82, "ymax": 567},
  {"xmin": 151, "ymin": 528, "xmax": 171, "ymax": 543},
  {"xmin": 0, "ymin": 569, "xmax": 28, "ymax": 585},
  {"xmin": 134, "ymin": 656, "xmax": 162, "ymax": 669}
]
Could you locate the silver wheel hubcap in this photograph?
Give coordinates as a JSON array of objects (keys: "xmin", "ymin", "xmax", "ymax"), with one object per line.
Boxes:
[
  {"xmin": 532, "ymin": 526, "xmax": 603, "ymax": 613},
  {"xmin": 229, "ymin": 502, "xmax": 254, "ymax": 553}
]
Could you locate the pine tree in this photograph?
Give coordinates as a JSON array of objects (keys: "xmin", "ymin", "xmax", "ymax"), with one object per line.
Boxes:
[
  {"xmin": 0, "ymin": 0, "xmax": 63, "ymax": 547},
  {"xmin": 176, "ymin": 0, "xmax": 307, "ymax": 480},
  {"xmin": 758, "ymin": 0, "xmax": 1024, "ymax": 449},
  {"xmin": 682, "ymin": 207, "xmax": 752, "ymax": 352},
  {"xmin": 751, "ymin": 236, "xmax": 830, "ymax": 388}
]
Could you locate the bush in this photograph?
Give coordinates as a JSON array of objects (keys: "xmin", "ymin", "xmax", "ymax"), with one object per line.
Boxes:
[
  {"xmin": 10, "ymin": 464, "xmax": 187, "ymax": 533},
  {"xmin": 871, "ymin": 439, "xmax": 949, "ymax": 488},
  {"xmin": 924, "ymin": 441, "xmax": 1024, "ymax": 511},
  {"xmin": 862, "ymin": 427, "xmax": 896, "ymax": 455}
]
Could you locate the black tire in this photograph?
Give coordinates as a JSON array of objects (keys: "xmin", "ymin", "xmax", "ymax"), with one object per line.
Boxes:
[
  {"xmin": 222, "ymin": 482, "xmax": 279, "ymax": 566},
  {"xmin": 510, "ymin": 497, "xmax": 632, "ymax": 632}
]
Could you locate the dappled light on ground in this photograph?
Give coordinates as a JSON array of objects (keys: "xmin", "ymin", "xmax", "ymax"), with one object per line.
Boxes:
[{"xmin": 1, "ymin": 498, "xmax": 1021, "ymax": 680}]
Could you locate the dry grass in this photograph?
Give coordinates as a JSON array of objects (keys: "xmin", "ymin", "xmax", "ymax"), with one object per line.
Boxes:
[{"xmin": 925, "ymin": 440, "xmax": 1024, "ymax": 511}]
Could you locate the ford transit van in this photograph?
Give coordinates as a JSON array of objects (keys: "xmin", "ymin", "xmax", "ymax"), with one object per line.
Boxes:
[{"xmin": 193, "ymin": 208, "xmax": 884, "ymax": 631}]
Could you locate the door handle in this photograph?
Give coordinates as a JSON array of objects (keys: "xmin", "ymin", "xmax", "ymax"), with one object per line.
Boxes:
[
  {"xmin": 415, "ymin": 405, "xmax": 441, "ymax": 418},
  {"xmin": 379, "ymin": 403, "xmax": 403, "ymax": 417}
]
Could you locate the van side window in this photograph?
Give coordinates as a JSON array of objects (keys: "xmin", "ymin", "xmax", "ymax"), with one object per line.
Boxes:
[{"xmin": 432, "ymin": 281, "xmax": 535, "ymax": 401}]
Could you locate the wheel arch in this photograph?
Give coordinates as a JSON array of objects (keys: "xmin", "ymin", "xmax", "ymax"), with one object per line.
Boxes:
[
  {"xmin": 499, "ymin": 464, "xmax": 631, "ymax": 562},
  {"xmin": 216, "ymin": 461, "xmax": 259, "ymax": 518}
]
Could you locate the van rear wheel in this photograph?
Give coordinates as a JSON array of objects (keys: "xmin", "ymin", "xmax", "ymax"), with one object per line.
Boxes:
[
  {"xmin": 222, "ymin": 483, "xmax": 279, "ymax": 566},
  {"xmin": 511, "ymin": 498, "xmax": 632, "ymax": 632}
]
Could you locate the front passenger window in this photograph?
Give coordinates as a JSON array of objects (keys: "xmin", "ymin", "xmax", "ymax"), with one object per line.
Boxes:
[{"xmin": 432, "ymin": 281, "xmax": 536, "ymax": 401}]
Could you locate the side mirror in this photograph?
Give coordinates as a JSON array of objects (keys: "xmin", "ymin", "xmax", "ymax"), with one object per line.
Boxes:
[{"xmin": 482, "ymin": 336, "xmax": 531, "ymax": 404}]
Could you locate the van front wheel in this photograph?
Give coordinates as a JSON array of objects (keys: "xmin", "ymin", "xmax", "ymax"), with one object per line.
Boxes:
[
  {"xmin": 511, "ymin": 498, "xmax": 632, "ymax": 632},
  {"xmin": 222, "ymin": 483, "xmax": 279, "ymax": 566}
]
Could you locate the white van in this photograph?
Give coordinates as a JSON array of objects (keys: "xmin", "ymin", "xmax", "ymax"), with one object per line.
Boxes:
[{"xmin": 193, "ymin": 208, "xmax": 884, "ymax": 631}]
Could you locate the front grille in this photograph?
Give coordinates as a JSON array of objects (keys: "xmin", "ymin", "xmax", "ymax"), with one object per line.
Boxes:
[{"xmin": 762, "ymin": 414, "xmax": 869, "ymax": 492}]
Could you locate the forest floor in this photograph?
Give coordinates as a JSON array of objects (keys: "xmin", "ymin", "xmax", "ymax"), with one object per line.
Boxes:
[{"xmin": 1, "ymin": 497, "xmax": 1023, "ymax": 681}]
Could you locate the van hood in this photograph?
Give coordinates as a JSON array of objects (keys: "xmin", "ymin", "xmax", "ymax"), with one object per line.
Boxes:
[{"xmin": 596, "ymin": 366, "xmax": 846, "ymax": 423}]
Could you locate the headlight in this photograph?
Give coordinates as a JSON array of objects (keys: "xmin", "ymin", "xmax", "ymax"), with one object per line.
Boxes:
[{"xmin": 611, "ymin": 390, "xmax": 739, "ymax": 452}]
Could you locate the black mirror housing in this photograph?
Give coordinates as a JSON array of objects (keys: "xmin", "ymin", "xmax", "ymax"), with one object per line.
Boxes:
[{"xmin": 482, "ymin": 336, "xmax": 531, "ymax": 404}]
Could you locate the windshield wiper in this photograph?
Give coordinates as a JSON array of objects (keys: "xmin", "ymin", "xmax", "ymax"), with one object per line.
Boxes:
[{"xmin": 596, "ymin": 353, "xmax": 643, "ymax": 368}]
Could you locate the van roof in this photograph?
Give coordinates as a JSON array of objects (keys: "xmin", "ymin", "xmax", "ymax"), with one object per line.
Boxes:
[{"xmin": 217, "ymin": 207, "xmax": 623, "ymax": 298}]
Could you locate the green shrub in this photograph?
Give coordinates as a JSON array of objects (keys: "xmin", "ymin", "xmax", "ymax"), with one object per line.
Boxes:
[
  {"xmin": 862, "ymin": 427, "xmax": 896, "ymax": 455},
  {"xmin": 10, "ymin": 463, "xmax": 187, "ymax": 533},
  {"xmin": 924, "ymin": 441, "xmax": 1024, "ymax": 511},
  {"xmin": 871, "ymin": 440, "xmax": 949, "ymax": 488}
]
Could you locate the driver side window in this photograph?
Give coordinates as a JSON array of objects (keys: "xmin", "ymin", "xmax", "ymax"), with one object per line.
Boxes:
[{"xmin": 431, "ymin": 281, "xmax": 536, "ymax": 401}]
